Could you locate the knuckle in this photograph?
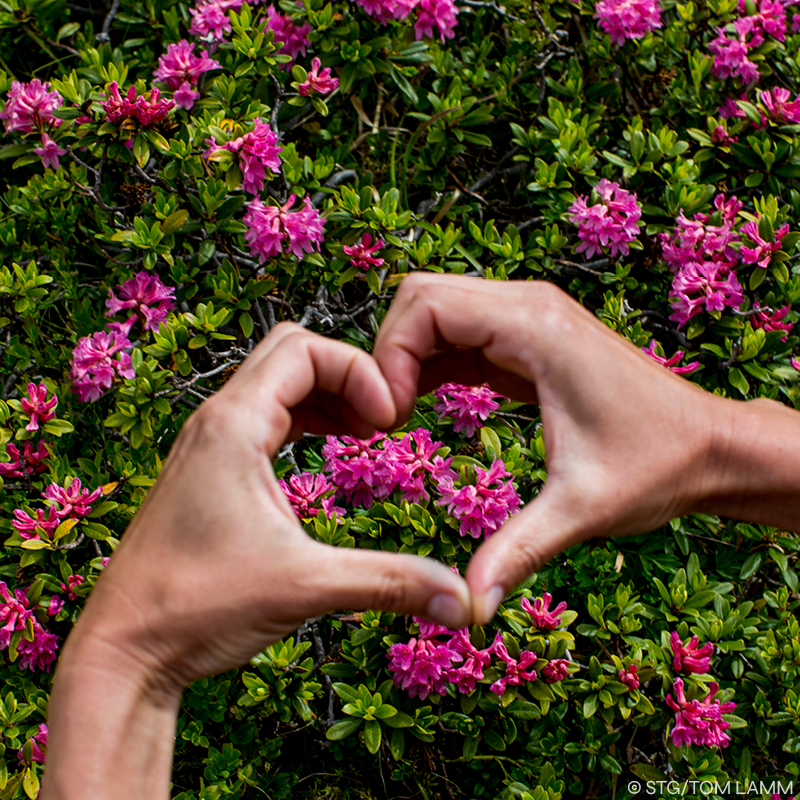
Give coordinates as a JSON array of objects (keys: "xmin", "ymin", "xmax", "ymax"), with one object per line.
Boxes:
[{"xmin": 372, "ymin": 566, "xmax": 412, "ymax": 613}]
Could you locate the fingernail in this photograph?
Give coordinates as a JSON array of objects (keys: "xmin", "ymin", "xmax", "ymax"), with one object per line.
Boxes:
[
  {"xmin": 480, "ymin": 585, "xmax": 505, "ymax": 623},
  {"xmin": 425, "ymin": 593, "xmax": 468, "ymax": 630}
]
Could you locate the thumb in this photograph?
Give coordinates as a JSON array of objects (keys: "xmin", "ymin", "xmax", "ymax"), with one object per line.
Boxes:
[
  {"xmin": 465, "ymin": 487, "xmax": 584, "ymax": 624},
  {"xmin": 305, "ymin": 543, "xmax": 472, "ymax": 629}
]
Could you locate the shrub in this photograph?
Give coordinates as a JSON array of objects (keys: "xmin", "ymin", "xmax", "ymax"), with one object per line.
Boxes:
[{"xmin": 0, "ymin": 0, "xmax": 798, "ymax": 798}]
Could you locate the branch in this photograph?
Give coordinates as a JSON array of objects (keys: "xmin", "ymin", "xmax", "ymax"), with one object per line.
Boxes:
[{"xmin": 96, "ymin": 0, "xmax": 121, "ymax": 43}]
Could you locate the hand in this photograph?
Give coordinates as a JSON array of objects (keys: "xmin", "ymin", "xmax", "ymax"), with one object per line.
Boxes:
[
  {"xmin": 43, "ymin": 324, "xmax": 470, "ymax": 799},
  {"xmin": 373, "ymin": 273, "xmax": 738, "ymax": 622}
]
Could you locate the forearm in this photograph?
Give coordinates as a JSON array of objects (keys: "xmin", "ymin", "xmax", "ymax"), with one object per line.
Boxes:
[
  {"xmin": 698, "ymin": 395, "xmax": 800, "ymax": 530},
  {"xmin": 41, "ymin": 635, "xmax": 180, "ymax": 800}
]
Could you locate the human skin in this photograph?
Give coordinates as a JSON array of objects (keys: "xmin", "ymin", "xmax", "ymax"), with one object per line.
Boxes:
[
  {"xmin": 43, "ymin": 275, "xmax": 800, "ymax": 796},
  {"xmin": 372, "ymin": 273, "xmax": 800, "ymax": 622},
  {"xmin": 40, "ymin": 325, "xmax": 471, "ymax": 799}
]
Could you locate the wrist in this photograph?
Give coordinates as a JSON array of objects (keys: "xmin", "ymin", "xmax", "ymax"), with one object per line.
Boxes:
[
  {"xmin": 695, "ymin": 394, "xmax": 800, "ymax": 528},
  {"xmin": 41, "ymin": 629, "xmax": 181, "ymax": 800}
]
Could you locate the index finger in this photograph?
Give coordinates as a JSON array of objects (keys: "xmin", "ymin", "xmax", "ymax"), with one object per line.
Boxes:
[{"xmin": 373, "ymin": 274, "xmax": 550, "ymax": 423}]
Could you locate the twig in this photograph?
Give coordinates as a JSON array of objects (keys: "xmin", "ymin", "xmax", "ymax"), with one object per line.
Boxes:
[{"xmin": 96, "ymin": 0, "xmax": 121, "ymax": 43}]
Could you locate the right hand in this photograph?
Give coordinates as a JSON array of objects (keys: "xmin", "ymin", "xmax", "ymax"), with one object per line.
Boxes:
[{"xmin": 373, "ymin": 273, "xmax": 733, "ymax": 622}]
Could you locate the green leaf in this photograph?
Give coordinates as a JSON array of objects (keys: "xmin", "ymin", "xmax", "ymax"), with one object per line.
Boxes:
[
  {"xmin": 728, "ymin": 367, "xmax": 750, "ymax": 397},
  {"xmin": 482, "ymin": 729, "xmax": 506, "ymax": 751},
  {"xmin": 479, "ymin": 426, "xmax": 502, "ymax": 459},
  {"xmin": 363, "ymin": 719, "xmax": 381, "ymax": 754},
  {"xmin": 365, "ymin": 269, "xmax": 382, "ymax": 294},
  {"xmin": 160, "ymin": 210, "xmax": 189, "ymax": 235},
  {"xmin": 239, "ymin": 312, "xmax": 254, "ymax": 339},
  {"xmin": 749, "ymin": 268, "xmax": 766, "ymax": 290},
  {"xmin": 326, "ymin": 717, "xmax": 362, "ymax": 740}
]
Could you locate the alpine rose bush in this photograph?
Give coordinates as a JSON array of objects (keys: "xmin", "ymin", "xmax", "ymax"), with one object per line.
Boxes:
[{"xmin": 0, "ymin": 0, "xmax": 799, "ymax": 796}]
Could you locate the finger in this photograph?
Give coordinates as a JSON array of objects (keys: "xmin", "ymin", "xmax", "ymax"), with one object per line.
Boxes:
[
  {"xmin": 230, "ymin": 330, "xmax": 396, "ymax": 455},
  {"xmin": 374, "ymin": 274, "xmax": 542, "ymax": 424},
  {"xmin": 303, "ymin": 542, "xmax": 472, "ymax": 629},
  {"xmin": 224, "ymin": 321, "xmax": 310, "ymax": 387},
  {"xmin": 464, "ymin": 485, "xmax": 584, "ymax": 624}
]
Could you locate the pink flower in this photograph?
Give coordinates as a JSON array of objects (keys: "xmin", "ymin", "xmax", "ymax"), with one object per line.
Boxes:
[
  {"xmin": 387, "ymin": 636, "xmax": 460, "ymax": 700},
  {"xmin": 758, "ymin": 87, "xmax": 800, "ymax": 123},
  {"xmin": 11, "ymin": 507, "xmax": 60, "ymax": 540},
  {"xmin": 594, "ymin": 0, "xmax": 662, "ymax": 46},
  {"xmin": 378, "ymin": 428, "xmax": 451, "ymax": 503},
  {"xmin": 60, "ymin": 574, "xmax": 85, "ymax": 601},
  {"xmin": 0, "ymin": 441, "xmax": 49, "ymax": 479},
  {"xmin": 793, "ymin": 356, "xmax": 800, "ymax": 373},
  {"xmin": 739, "ymin": 0, "xmax": 787, "ymax": 41},
  {"xmin": 355, "ymin": 0, "xmax": 416, "ymax": 24},
  {"xmin": 433, "ymin": 382, "xmax": 502, "ymax": 438},
  {"xmin": 709, "ymin": 29, "xmax": 759, "ymax": 84},
  {"xmin": 719, "ymin": 96, "xmax": 747, "ymax": 119},
  {"xmin": 1, "ymin": 80, "xmax": 63, "ymax": 134},
  {"xmin": 264, "ymin": 5, "xmax": 312, "ymax": 63},
  {"xmin": 343, "ymin": 233, "xmax": 385, "ymax": 271},
  {"xmin": 619, "ymin": 664, "xmax": 640, "ymax": 690},
  {"xmin": 18, "ymin": 723, "xmax": 47, "ymax": 764},
  {"xmin": 48, "ymin": 595, "xmax": 64, "ymax": 616},
  {"xmin": 520, "ymin": 592, "xmax": 568, "ymax": 631},
  {"xmin": 278, "ymin": 472, "xmax": 345, "ymax": 518},
  {"xmin": 488, "ymin": 631, "xmax": 537, "ymax": 695},
  {"xmin": 322, "ymin": 433, "xmax": 389, "ymax": 508},
  {"xmin": 0, "ymin": 583, "xmax": 58, "ymax": 671},
  {"xmin": 19, "ymin": 382, "xmax": 58, "ymax": 432},
  {"xmin": 752, "ymin": 306, "xmax": 794, "ymax": 341},
  {"xmin": 298, "ymin": 57, "xmax": 339, "ymax": 96},
  {"xmin": 102, "ymin": 81, "xmax": 175, "ymax": 129},
  {"xmin": 43, "ymin": 477, "xmax": 102, "ymax": 520},
  {"xmin": 641, "ymin": 341, "xmax": 700, "ymax": 375},
  {"xmin": 414, "ymin": 0, "xmax": 459, "ymax": 41},
  {"xmin": 34, "ymin": 133, "xmax": 66, "ymax": 170},
  {"xmin": 711, "ymin": 125, "xmax": 738, "ymax": 146},
  {"xmin": 204, "ymin": 118, "xmax": 282, "ymax": 195},
  {"xmin": 666, "ymin": 678, "xmax": 736, "ymax": 748},
  {"xmin": 668, "ymin": 260, "xmax": 745, "ymax": 327},
  {"xmin": 568, "ymin": 179, "xmax": 642, "ymax": 259},
  {"xmin": 105, "ymin": 271, "xmax": 176, "ymax": 334},
  {"xmin": 670, "ymin": 631, "xmax": 715, "ymax": 674},
  {"xmin": 189, "ymin": 0, "xmax": 236, "ymax": 42},
  {"xmin": 154, "ymin": 40, "xmax": 220, "ymax": 110},
  {"xmin": 435, "ymin": 459, "xmax": 521, "ymax": 538},
  {"xmin": 70, "ymin": 329, "xmax": 135, "ymax": 403},
  {"xmin": 793, "ymin": 12, "xmax": 800, "ymax": 32},
  {"xmin": 740, "ymin": 218, "xmax": 791, "ymax": 269},
  {"xmin": 244, "ymin": 194, "xmax": 325, "ymax": 262},
  {"xmin": 0, "ymin": 582, "xmax": 33, "ymax": 646},
  {"xmin": 17, "ymin": 626, "xmax": 58, "ymax": 672},
  {"xmin": 541, "ymin": 659, "xmax": 570, "ymax": 684}
]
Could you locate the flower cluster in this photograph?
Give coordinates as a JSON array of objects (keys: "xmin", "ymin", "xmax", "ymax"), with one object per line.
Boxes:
[
  {"xmin": 666, "ymin": 678, "xmax": 736, "ymax": 748},
  {"xmin": 343, "ymin": 233, "xmax": 385, "ymax": 271},
  {"xmin": 619, "ymin": 664, "xmax": 640, "ymax": 690},
  {"xmin": 153, "ymin": 40, "xmax": 220, "ymax": 110},
  {"xmin": 758, "ymin": 87, "xmax": 800, "ymax": 125},
  {"xmin": 18, "ymin": 383, "xmax": 58, "ymax": 432},
  {"xmin": 541, "ymin": 658, "xmax": 570, "ymax": 684},
  {"xmin": 12, "ymin": 477, "xmax": 102, "ymax": 542},
  {"xmin": 18, "ymin": 723, "xmax": 47, "ymax": 765},
  {"xmin": 102, "ymin": 81, "xmax": 175, "ymax": 130},
  {"xmin": 567, "ymin": 179, "xmax": 642, "ymax": 260},
  {"xmin": 0, "ymin": 442, "xmax": 49, "ymax": 479},
  {"xmin": 264, "ymin": 5, "xmax": 312, "ymax": 62},
  {"xmin": 320, "ymin": 429, "xmax": 455, "ymax": 508},
  {"xmin": 670, "ymin": 631, "xmax": 714, "ymax": 674},
  {"xmin": 70, "ymin": 330, "xmax": 136, "ymax": 403},
  {"xmin": 521, "ymin": 592, "xmax": 568, "ymax": 631},
  {"xmin": 105, "ymin": 271, "xmax": 177, "ymax": 336},
  {"xmin": 388, "ymin": 616, "xmax": 538, "ymax": 700},
  {"xmin": 661, "ymin": 194, "xmax": 745, "ymax": 326},
  {"xmin": 740, "ymin": 216, "xmax": 790, "ymax": 270},
  {"xmin": 278, "ymin": 472, "xmax": 344, "ymax": 518},
  {"xmin": 354, "ymin": 0, "xmax": 459, "ymax": 42},
  {"xmin": 244, "ymin": 194, "xmax": 325, "ymax": 261},
  {"xmin": 297, "ymin": 58, "xmax": 339, "ymax": 96},
  {"xmin": 594, "ymin": 0, "xmax": 662, "ymax": 46},
  {"xmin": 641, "ymin": 341, "xmax": 700, "ymax": 375},
  {"xmin": 433, "ymin": 382, "xmax": 503, "ymax": 438},
  {"xmin": 0, "ymin": 80, "xmax": 63, "ymax": 134},
  {"xmin": 752, "ymin": 306, "xmax": 794, "ymax": 341},
  {"xmin": 0, "ymin": 582, "xmax": 58, "ymax": 672},
  {"xmin": 204, "ymin": 118, "xmax": 282, "ymax": 195},
  {"xmin": 709, "ymin": 0, "xmax": 787, "ymax": 84},
  {"xmin": 189, "ymin": 0, "xmax": 236, "ymax": 43},
  {"xmin": 436, "ymin": 459, "xmax": 521, "ymax": 538}
]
